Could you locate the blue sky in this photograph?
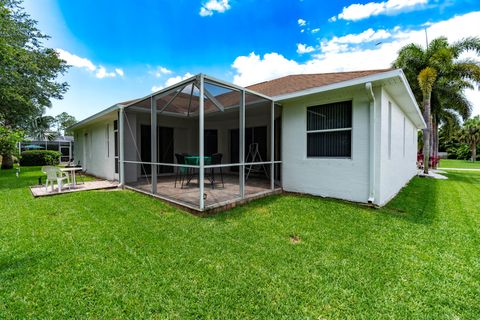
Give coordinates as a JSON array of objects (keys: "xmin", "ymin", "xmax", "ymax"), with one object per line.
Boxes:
[{"xmin": 23, "ymin": 0, "xmax": 480, "ymax": 120}]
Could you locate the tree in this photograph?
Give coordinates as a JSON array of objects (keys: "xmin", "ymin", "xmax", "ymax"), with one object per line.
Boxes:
[
  {"xmin": 24, "ymin": 114, "xmax": 56, "ymax": 140},
  {"xmin": 55, "ymin": 112, "xmax": 76, "ymax": 136},
  {"xmin": 0, "ymin": 126, "xmax": 23, "ymax": 169},
  {"xmin": 393, "ymin": 37, "xmax": 480, "ymax": 172},
  {"xmin": 430, "ymin": 77, "xmax": 473, "ymax": 165},
  {"xmin": 0, "ymin": 0, "xmax": 69, "ymax": 129},
  {"xmin": 0, "ymin": 0, "xmax": 69, "ymax": 168},
  {"xmin": 418, "ymin": 67, "xmax": 437, "ymax": 174},
  {"xmin": 459, "ymin": 116, "xmax": 480, "ymax": 162}
]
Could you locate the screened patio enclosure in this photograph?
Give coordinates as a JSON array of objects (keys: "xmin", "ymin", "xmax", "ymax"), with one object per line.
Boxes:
[{"xmin": 119, "ymin": 74, "xmax": 282, "ymax": 211}]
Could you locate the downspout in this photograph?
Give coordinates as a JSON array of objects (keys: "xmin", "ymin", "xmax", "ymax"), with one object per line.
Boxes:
[
  {"xmin": 365, "ymin": 82, "xmax": 376, "ymax": 204},
  {"xmin": 119, "ymin": 106, "xmax": 125, "ymax": 188}
]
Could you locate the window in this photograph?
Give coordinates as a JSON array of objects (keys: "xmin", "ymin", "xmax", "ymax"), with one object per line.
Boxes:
[
  {"xmin": 306, "ymin": 101, "xmax": 352, "ymax": 158},
  {"xmin": 388, "ymin": 101, "xmax": 392, "ymax": 159},
  {"xmin": 106, "ymin": 124, "xmax": 110, "ymax": 158}
]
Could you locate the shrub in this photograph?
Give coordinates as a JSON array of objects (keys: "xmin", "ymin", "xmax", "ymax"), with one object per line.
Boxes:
[{"xmin": 20, "ymin": 150, "xmax": 61, "ymax": 166}]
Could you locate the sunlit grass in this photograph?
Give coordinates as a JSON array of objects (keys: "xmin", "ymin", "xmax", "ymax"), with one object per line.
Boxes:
[
  {"xmin": 439, "ymin": 159, "xmax": 480, "ymax": 169},
  {"xmin": 0, "ymin": 167, "xmax": 479, "ymax": 318}
]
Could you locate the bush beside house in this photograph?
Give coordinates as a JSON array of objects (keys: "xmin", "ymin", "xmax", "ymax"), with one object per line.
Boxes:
[{"xmin": 20, "ymin": 150, "xmax": 61, "ymax": 166}]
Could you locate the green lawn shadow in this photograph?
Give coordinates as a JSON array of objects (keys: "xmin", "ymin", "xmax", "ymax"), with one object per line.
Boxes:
[{"xmin": 382, "ymin": 175, "xmax": 442, "ymax": 225}]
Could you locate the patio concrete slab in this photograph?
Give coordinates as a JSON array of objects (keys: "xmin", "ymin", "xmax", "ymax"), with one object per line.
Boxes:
[
  {"xmin": 126, "ymin": 175, "xmax": 281, "ymax": 212},
  {"xmin": 30, "ymin": 180, "xmax": 119, "ymax": 197}
]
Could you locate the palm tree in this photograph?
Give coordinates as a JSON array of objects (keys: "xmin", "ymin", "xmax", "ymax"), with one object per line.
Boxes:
[
  {"xmin": 431, "ymin": 77, "xmax": 473, "ymax": 165},
  {"xmin": 393, "ymin": 36, "xmax": 480, "ymax": 173},
  {"xmin": 418, "ymin": 67, "xmax": 437, "ymax": 173},
  {"xmin": 459, "ymin": 116, "xmax": 480, "ymax": 162},
  {"xmin": 26, "ymin": 115, "xmax": 57, "ymax": 141}
]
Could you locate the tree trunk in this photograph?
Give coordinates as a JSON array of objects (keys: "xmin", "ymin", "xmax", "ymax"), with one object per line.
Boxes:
[
  {"xmin": 472, "ymin": 143, "xmax": 477, "ymax": 162},
  {"xmin": 432, "ymin": 117, "xmax": 438, "ymax": 169},
  {"xmin": 430, "ymin": 117, "xmax": 435, "ymax": 169},
  {"xmin": 423, "ymin": 99, "xmax": 432, "ymax": 174},
  {"xmin": 422, "ymin": 94, "xmax": 431, "ymax": 174},
  {"xmin": 1, "ymin": 154, "xmax": 14, "ymax": 170},
  {"xmin": 435, "ymin": 120, "xmax": 439, "ymax": 164}
]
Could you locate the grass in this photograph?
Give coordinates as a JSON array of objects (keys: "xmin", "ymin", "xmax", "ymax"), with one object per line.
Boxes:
[
  {"xmin": 1, "ymin": 167, "xmax": 479, "ymax": 319},
  {"xmin": 439, "ymin": 159, "xmax": 480, "ymax": 169}
]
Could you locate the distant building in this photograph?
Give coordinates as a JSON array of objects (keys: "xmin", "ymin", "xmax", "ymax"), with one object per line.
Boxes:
[{"xmin": 19, "ymin": 135, "xmax": 74, "ymax": 163}]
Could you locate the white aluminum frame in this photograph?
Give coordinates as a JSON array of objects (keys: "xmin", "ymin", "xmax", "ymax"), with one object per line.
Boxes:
[{"xmin": 119, "ymin": 73, "xmax": 281, "ymax": 211}]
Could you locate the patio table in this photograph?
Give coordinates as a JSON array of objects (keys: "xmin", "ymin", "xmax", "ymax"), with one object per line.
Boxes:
[
  {"xmin": 184, "ymin": 156, "xmax": 212, "ymax": 186},
  {"xmin": 60, "ymin": 167, "xmax": 83, "ymax": 188}
]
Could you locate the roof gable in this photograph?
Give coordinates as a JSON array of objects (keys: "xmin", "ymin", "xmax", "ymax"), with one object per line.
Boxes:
[{"xmin": 246, "ymin": 69, "xmax": 393, "ymax": 97}]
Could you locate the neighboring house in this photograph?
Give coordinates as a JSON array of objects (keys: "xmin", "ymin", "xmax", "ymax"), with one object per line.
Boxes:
[
  {"xmin": 69, "ymin": 69, "xmax": 425, "ymax": 211},
  {"xmin": 19, "ymin": 136, "xmax": 74, "ymax": 163}
]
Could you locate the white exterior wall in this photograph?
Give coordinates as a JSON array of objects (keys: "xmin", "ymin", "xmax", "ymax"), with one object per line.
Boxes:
[
  {"xmin": 281, "ymin": 86, "xmax": 373, "ymax": 203},
  {"xmin": 281, "ymin": 84, "xmax": 418, "ymax": 206},
  {"xmin": 73, "ymin": 118, "xmax": 116, "ymax": 181},
  {"xmin": 376, "ymin": 88, "xmax": 418, "ymax": 205}
]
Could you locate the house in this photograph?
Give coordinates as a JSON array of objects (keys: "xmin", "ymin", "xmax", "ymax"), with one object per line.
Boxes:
[
  {"xmin": 19, "ymin": 136, "xmax": 74, "ymax": 163},
  {"xmin": 69, "ymin": 69, "xmax": 425, "ymax": 211}
]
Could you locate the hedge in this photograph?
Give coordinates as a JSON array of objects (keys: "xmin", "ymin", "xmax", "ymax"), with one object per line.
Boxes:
[{"xmin": 20, "ymin": 150, "xmax": 61, "ymax": 166}]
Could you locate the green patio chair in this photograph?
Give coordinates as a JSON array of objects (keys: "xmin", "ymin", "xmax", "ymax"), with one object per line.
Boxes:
[{"xmin": 174, "ymin": 153, "xmax": 189, "ymax": 188}]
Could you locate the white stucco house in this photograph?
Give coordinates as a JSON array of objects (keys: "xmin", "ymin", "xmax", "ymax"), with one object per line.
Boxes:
[{"xmin": 70, "ymin": 69, "xmax": 425, "ymax": 211}]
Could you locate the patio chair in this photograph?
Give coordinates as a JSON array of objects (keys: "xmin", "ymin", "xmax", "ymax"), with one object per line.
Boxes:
[
  {"xmin": 41, "ymin": 166, "xmax": 70, "ymax": 192},
  {"xmin": 174, "ymin": 153, "xmax": 188, "ymax": 188},
  {"xmin": 209, "ymin": 153, "xmax": 224, "ymax": 189},
  {"xmin": 66, "ymin": 158, "xmax": 75, "ymax": 167}
]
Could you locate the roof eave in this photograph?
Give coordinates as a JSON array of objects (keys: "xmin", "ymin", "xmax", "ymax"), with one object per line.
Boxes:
[
  {"xmin": 273, "ymin": 69, "xmax": 426, "ymax": 129},
  {"xmin": 397, "ymin": 70, "xmax": 427, "ymax": 129},
  {"xmin": 68, "ymin": 104, "xmax": 121, "ymax": 131},
  {"xmin": 272, "ymin": 69, "xmax": 402, "ymax": 102}
]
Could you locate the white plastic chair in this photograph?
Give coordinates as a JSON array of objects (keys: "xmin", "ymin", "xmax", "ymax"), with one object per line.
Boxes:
[{"xmin": 41, "ymin": 166, "xmax": 70, "ymax": 192}]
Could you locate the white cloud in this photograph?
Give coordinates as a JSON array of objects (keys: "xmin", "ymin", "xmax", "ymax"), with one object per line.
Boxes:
[
  {"xmin": 199, "ymin": 0, "xmax": 230, "ymax": 17},
  {"xmin": 55, "ymin": 48, "xmax": 96, "ymax": 71},
  {"xmin": 319, "ymin": 28, "xmax": 391, "ymax": 53},
  {"xmin": 232, "ymin": 52, "xmax": 305, "ymax": 86},
  {"xmin": 115, "ymin": 68, "xmax": 124, "ymax": 77},
  {"xmin": 333, "ymin": 28, "xmax": 391, "ymax": 44},
  {"xmin": 311, "ymin": 28, "xmax": 320, "ymax": 34},
  {"xmin": 55, "ymin": 48, "xmax": 124, "ymax": 79},
  {"xmin": 155, "ymin": 66, "xmax": 172, "ymax": 77},
  {"xmin": 151, "ymin": 72, "xmax": 194, "ymax": 92},
  {"xmin": 297, "ymin": 18, "xmax": 306, "ymax": 26},
  {"xmin": 231, "ymin": 11, "xmax": 480, "ymax": 115},
  {"xmin": 95, "ymin": 66, "xmax": 116, "ymax": 79},
  {"xmin": 297, "ymin": 43, "xmax": 315, "ymax": 54},
  {"xmin": 336, "ymin": 0, "xmax": 429, "ymax": 21}
]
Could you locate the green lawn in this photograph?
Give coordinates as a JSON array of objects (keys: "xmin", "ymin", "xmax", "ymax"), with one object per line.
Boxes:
[
  {"xmin": 439, "ymin": 159, "xmax": 480, "ymax": 169},
  {"xmin": 1, "ymin": 167, "xmax": 479, "ymax": 319}
]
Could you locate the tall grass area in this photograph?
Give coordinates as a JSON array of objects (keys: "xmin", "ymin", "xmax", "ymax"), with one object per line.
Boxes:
[{"xmin": 0, "ymin": 167, "xmax": 479, "ymax": 318}]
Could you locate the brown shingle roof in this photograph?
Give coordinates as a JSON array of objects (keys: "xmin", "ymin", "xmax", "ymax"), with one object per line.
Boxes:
[
  {"xmin": 246, "ymin": 69, "xmax": 394, "ymax": 97},
  {"xmin": 117, "ymin": 69, "xmax": 394, "ymax": 109}
]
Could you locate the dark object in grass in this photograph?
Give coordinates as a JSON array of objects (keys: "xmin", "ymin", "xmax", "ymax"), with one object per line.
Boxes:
[{"xmin": 289, "ymin": 234, "xmax": 301, "ymax": 244}]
